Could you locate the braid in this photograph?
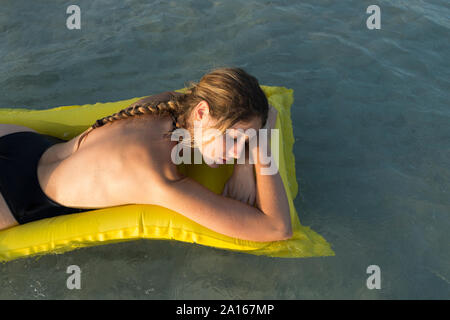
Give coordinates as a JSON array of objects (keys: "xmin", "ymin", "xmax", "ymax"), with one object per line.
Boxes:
[
  {"xmin": 75, "ymin": 98, "xmax": 182, "ymax": 151},
  {"xmin": 74, "ymin": 67, "xmax": 269, "ymax": 153}
]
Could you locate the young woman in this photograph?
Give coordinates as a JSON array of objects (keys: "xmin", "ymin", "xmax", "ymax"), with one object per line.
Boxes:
[{"xmin": 0, "ymin": 67, "xmax": 292, "ymax": 242}]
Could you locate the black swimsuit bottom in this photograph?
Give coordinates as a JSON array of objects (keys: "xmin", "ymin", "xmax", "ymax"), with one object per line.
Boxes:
[{"xmin": 0, "ymin": 131, "xmax": 86, "ymax": 225}]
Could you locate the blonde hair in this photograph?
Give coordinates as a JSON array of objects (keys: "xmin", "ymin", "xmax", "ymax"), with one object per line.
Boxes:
[{"xmin": 76, "ymin": 67, "xmax": 269, "ymax": 150}]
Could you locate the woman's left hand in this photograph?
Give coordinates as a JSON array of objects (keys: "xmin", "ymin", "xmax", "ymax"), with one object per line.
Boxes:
[{"xmin": 222, "ymin": 163, "xmax": 256, "ymax": 206}]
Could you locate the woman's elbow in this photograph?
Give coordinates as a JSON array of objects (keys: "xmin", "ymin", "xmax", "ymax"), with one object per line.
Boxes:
[
  {"xmin": 264, "ymin": 219, "xmax": 293, "ymax": 241},
  {"xmin": 247, "ymin": 221, "xmax": 292, "ymax": 242},
  {"xmin": 253, "ymin": 211, "xmax": 293, "ymax": 242},
  {"xmin": 269, "ymin": 211, "xmax": 293, "ymax": 241},
  {"xmin": 274, "ymin": 224, "xmax": 293, "ymax": 241}
]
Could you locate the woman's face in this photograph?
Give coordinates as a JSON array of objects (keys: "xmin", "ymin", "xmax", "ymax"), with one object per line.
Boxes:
[
  {"xmin": 189, "ymin": 100, "xmax": 262, "ymax": 168},
  {"xmin": 199, "ymin": 117, "xmax": 262, "ymax": 168}
]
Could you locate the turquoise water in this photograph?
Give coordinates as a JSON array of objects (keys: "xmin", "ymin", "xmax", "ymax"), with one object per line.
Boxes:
[{"xmin": 1, "ymin": 0, "xmax": 449, "ymax": 299}]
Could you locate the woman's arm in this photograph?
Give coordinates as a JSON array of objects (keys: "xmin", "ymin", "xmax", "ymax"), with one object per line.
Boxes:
[
  {"xmin": 148, "ymin": 104, "xmax": 292, "ymax": 242},
  {"xmin": 251, "ymin": 140, "xmax": 292, "ymax": 234},
  {"xmin": 154, "ymin": 175, "xmax": 291, "ymax": 242},
  {"xmin": 250, "ymin": 105, "xmax": 292, "ymax": 233},
  {"xmin": 222, "ymin": 104, "xmax": 292, "ymax": 233}
]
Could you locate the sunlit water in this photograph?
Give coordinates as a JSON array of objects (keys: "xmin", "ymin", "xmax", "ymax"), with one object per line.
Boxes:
[{"xmin": 0, "ymin": 0, "xmax": 449, "ymax": 299}]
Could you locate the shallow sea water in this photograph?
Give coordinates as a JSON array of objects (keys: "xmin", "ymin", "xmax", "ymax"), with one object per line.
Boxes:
[{"xmin": 0, "ymin": 0, "xmax": 449, "ymax": 299}]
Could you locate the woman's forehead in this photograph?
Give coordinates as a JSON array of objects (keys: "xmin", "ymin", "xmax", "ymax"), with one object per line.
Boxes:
[{"xmin": 229, "ymin": 118, "xmax": 262, "ymax": 134}]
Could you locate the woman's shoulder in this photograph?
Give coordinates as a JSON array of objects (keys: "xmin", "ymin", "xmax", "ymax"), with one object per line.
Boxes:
[{"xmin": 74, "ymin": 115, "xmax": 179, "ymax": 169}]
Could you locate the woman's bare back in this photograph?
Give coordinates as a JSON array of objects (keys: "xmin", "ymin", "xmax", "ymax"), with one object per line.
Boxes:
[
  {"xmin": 0, "ymin": 116, "xmax": 181, "ymax": 229},
  {"xmin": 38, "ymin": 115, "xmax": 182, "ymax": 208}
]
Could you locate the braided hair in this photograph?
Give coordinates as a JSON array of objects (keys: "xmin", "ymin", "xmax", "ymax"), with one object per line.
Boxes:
[
  {"xmin": 75, "ymin": 67, "xmax": 269, "ymax": 151},
  {"xmin": 75, "ymin": 96, "xmax": 184, "ymax": 151}
]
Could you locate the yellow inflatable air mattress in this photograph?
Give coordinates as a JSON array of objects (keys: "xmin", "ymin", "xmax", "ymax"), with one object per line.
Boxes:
[{"xmin": 0, "ymin": 85, "xmax": 334, "ymax": 262}]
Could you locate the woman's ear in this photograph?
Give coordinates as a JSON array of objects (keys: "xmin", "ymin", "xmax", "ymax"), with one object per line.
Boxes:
[{"xmin": 193, "ymin": 100, "xmax": 211, "ymax": 122}]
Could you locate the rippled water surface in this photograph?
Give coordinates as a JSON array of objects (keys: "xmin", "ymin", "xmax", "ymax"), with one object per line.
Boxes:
[{"xmin": 0, "ymin": 0, "xmax": 449, "ymax": 299}]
